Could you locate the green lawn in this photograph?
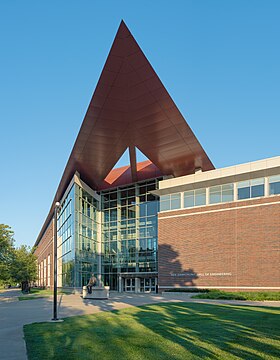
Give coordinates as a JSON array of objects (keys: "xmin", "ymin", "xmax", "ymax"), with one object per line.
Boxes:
[
  {"xmin": 192, "ymin": 290, "xmax": 280, "ymax": 301},
  {"xmin": 24, "ymin": 302, "xmax": 280, "ymax": 360},
  {"xmin": 18, "ymin": 288, "xmax": 71, "ymax": 301}
]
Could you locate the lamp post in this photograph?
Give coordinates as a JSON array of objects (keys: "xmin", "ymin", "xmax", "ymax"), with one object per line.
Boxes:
[{"xmin": 52, "ymin": 201, "xmax": 60, "ymax": 321}]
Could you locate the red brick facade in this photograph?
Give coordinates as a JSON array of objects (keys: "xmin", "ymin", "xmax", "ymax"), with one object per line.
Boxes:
[
  {"xmin": 158, "ymin": 195, "xmax": 280, "ymax": 291},
  {"xmin": 34, "ymin": 220, "xmax": 53, "ymax": 288}
]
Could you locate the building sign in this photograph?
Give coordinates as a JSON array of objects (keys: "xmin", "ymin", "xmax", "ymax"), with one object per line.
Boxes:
[{"xmin": 171, "ymin": 272, "xmax": 232, "ymax": 277}]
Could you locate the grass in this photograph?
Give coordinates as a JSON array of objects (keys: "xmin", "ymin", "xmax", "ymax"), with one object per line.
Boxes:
[
  {"xmin": 24, "ymin": 302, "xmax": 280, "ymax": 360},
  {"xmin": 18, "ymin": 288, "xmax": 71, "ymax": 301},
  {"xmin": 192, "ymin": 290, "xmax": 280, "ymax": 301},
  {"xmin": 19, "ymin": 296, "xmax": 47, "ymax": 301},
  {"xmin": 164, "ymin": 288, "xmax": 210, "ymax": 293}
]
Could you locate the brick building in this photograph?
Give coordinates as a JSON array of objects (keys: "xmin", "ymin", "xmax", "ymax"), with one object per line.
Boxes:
[
  {"xmin": 156, "ymin": 159, "xmax": 280, "ymax": 291},
  {"xmin": 34, "ymin": 21, "xmax": 280, "ymax": 292}
]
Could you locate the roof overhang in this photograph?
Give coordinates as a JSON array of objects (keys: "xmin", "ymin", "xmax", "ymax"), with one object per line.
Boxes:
[{"xmin": 35, "ymin": 20, "xmax": 214, "ymax": 246}]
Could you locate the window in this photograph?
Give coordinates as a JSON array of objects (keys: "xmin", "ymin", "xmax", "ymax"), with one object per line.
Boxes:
[
  {"xmin": 195, "ymin": 189, "xmax": 206, "ymax": 206},
  {"xmin": 171, "ymin": 193, "xmax": 181, "ymax": 209},
  {"xmin": 147, "ymin": 201, "xmax": 158, "ymax": 216},
  {"xmin": 184, "ymin": 190, "xmax": 194, "ymax": 208},
  {"xmin": 209, "ymin": 186, "xmax": 221, "ymax": 204},
  {"xmin": 251, "ymin": 178, "xmax": 265, "ymax": 198},
  {"xmin": 238, "ymin": 178, "xmax": 264, "ymax": 200},
  {"xmin": 222, "ymin": 184, "xmax": 234, "ymax": 202},
  {"xmin": 160, "ymin": 193, "xmax": 181, "ymax": 211},
  {"xmin": 269, "ymin": 175, "xmax": 280, "ymax": 195},
  {"xmin": 238, "ymin": 181, "xmax": 250, "ymax": 200},
  {"xmin": 209, "ymin": 184, "xmax": 234, "ymax": 204},
  {"xmin": 184, "ymin": 188, "xmax": 206, "ymax": 208}
]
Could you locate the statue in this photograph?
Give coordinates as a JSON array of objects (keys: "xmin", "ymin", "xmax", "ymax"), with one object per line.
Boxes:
[
  {"xmin": 82, "ymin": 274, "xmax": 109, "ymax": 299},
  {"xmin": 87, "ymin": 273, "xmax": 97, "ymax": 294}
]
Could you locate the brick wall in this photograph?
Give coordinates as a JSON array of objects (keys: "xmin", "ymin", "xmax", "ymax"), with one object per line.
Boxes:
[
  {"xmin": 158, "ymin": 195, "xmax": 280, "ymax": 291},
  {"xmin": 34, "ymin": 219, "xmax": 53, "ymax": 288}
]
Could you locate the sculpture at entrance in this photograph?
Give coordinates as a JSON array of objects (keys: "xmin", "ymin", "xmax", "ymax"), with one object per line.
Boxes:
[
  {"xmin": 86, "ymin": 273, "xmax": 97, "ymax": 294},
  {"xmin": 83, "ymin": 274, "xmax": 109, "ymax": 300}
]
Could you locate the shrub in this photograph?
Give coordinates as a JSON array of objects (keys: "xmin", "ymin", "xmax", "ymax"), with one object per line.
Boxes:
[
  {"xmin": 193, "ymin": 290, "xmax": 280, "ymax": 301},
  {"xmin": 164, "ymin": 288, "xmax": 210, "ymax": 293}
]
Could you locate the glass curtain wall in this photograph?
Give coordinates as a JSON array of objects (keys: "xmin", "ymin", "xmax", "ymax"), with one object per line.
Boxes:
[
  {"xmin": 57, "ymin": 185, "xmax": 75, "ymax": 287},
  {"xmin": 74, "ymin": 185, "xmax": 99, "ymax": 287},
  {"xmin": 57, "ymin": 179, "xmax": 159, "ymax": 289},
  {"xmin": 57, "ymin": 183, "xmax": 99, "ymax": 288},
  {"xmin": 101, "ymin": 179, "xmax": 159, "ymax": 290}
]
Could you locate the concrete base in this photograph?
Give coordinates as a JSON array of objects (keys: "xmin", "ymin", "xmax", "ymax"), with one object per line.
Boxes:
[{"xmin": 82, "ymin": 286, "xmax": 110, "ymax": 299}]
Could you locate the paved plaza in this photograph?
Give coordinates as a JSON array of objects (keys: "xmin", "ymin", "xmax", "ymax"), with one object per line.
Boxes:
[{"xmin": 0, "ymin": 289, "xmax": 279, "ymax": 360}]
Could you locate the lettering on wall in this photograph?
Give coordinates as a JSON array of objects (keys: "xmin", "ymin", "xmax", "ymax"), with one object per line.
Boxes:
[{"xmin": 170, "ymin": 272, "xmax": 232, "ymax": 277}]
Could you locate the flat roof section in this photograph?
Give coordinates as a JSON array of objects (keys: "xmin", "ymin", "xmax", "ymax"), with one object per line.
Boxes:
[{"xmin": 153, "ymin": 156, "xmax": 280, "ymax": 195}]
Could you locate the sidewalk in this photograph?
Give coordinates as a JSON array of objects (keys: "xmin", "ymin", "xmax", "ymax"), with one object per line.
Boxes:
[
  {"xmin": 0, "ymin": 290, "xmax": 279, "ymax": 360},
  {"xmin": 0, "ymin": 288, "xmax": 22, "ymax": 302}
]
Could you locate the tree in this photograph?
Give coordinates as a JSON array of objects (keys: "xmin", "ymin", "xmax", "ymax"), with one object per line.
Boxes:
[
  {"xmin": 10, "ymin": 245, "xmax": 37, "ymax": 291},
  {"xmin": 0, "ymin": 224, "xmax": 14, "ymax": 284}
]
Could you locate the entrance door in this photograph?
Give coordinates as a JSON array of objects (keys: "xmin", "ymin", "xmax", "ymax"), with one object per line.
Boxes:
[
  {"xmin": 140, "ymin": 278, "xmax": 156, "ymax": 293},
  {"xmin": 125, "ymin": 278, "xmax": 135, "ymax": 292}
]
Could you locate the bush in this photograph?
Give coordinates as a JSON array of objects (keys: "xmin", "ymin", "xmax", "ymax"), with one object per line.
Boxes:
[
  {"xmin": 193, "ymin": 290, "xmax": 280, "ymax": 301},
  {"xmin": 163, "ymin": 289, "xmax": 280, "ymax": 301}
]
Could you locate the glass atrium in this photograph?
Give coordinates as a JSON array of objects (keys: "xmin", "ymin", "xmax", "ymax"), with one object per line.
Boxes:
[{"xmin": 57, "ymin": 178, "xmax": 160, "ymax": 292}]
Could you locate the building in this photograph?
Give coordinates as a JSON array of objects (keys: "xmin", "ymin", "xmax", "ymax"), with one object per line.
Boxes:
[
  {"xmin": 156, "ymin": 158, "xmax": 280, "ymax": 291},
  {"xmin": 34, "ymin": 21, "xmax": 280, "ymax": 292}
]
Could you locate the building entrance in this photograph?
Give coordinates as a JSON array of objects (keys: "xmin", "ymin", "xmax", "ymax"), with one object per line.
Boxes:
[
  {"xmin": 140, "ymin": 278, "xmax": 156, "ymax": 293},
  {"xmin": 124, "ymin": 278, "xmax": 136, "ymax": 292},
  {"xmin": 122, "ymin": 276, "xmax": 157, "ymax": 293}
]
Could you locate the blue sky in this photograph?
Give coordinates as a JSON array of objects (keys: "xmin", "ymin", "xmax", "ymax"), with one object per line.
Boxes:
[{"xmin": 0, "ymin": 0, "xmax": 279, "ymax": 247}]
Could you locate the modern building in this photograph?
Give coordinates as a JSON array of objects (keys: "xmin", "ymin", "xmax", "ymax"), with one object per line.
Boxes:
[{"xmin": 35, "ymin": 21, "xmax": 280, "ymax": 293}]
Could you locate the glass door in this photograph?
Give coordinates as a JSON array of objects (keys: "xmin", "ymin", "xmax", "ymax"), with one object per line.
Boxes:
[
  {"xmin": 140, "ymin": 278, "xmax": 156, "ymax": 293},
  {"xmin": 125, "ymin": 278, "xmax": 135, "ymax": 292}
]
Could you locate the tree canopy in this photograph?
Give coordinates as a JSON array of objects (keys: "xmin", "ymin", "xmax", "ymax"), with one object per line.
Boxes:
[
  {"xmin": 0, "ymin": 224, "xmax": 37, "ymax": 286},
  {"xmin": 0, "ymin": 224, "xmax": 15, "ymax": 283},
  {"xmin": 11, "ymin": 245, "xmax": 37, "ymax": 284}
]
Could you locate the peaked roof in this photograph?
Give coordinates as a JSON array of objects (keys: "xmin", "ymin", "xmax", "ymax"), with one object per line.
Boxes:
[
  {"xmin": 57, "ymin": 20, "xmax": 213, "ymax": 195},
  {"xmin": 36, "ymin": 20, "xmax": 214, "ymax": 244}
]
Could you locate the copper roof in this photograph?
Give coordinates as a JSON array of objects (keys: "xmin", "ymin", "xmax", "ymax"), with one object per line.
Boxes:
[
  {"xmin": 36, "ymin": 20, "xmax": 214, "ymax": 245},
  {"xmin": 100, "ymin": 160, "xmax": 162, "ymax": 190}
]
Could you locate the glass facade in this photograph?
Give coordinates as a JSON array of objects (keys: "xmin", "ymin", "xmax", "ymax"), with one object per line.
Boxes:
[
  {"xmin": 57, "ymin": 184, "xmax": 99, "ymax": 287},
  {"xmin": 101, "ymin": 179, "xmax": 159, "ymax": 290},
  {"xmin": 56, "ymin": 178, "xmax": 159, "ymax": 291},
  {"xmin": 57, "ymin": 185, "xmax": 75, "ymax": 287},
  {"xmin": 74, "ymin": 185, "xmax": 99, "ymax": 287}
]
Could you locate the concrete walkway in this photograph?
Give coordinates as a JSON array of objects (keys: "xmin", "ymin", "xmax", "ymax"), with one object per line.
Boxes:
[{"xmin": 0, "ymin": 289, "xmax": 279, "ymax": 360}]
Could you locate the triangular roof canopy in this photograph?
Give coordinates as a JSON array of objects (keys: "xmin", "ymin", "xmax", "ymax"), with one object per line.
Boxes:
[
  {"xmin": 57, "ymin": 20, "xmax": 213, "ymax": 194},
  {"xmin": 36, "ymin": 21, "xmax": 214, "ymax": 244}
]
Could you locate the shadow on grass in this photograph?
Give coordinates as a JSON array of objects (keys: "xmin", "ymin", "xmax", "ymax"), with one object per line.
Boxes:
[
  {"xmin": 130, "ymin": 302, "xmax": 280, "ymax": 359},
  {"xmin": 24, "ymin": 302, "xmax": 280, "ymax": 360}
]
